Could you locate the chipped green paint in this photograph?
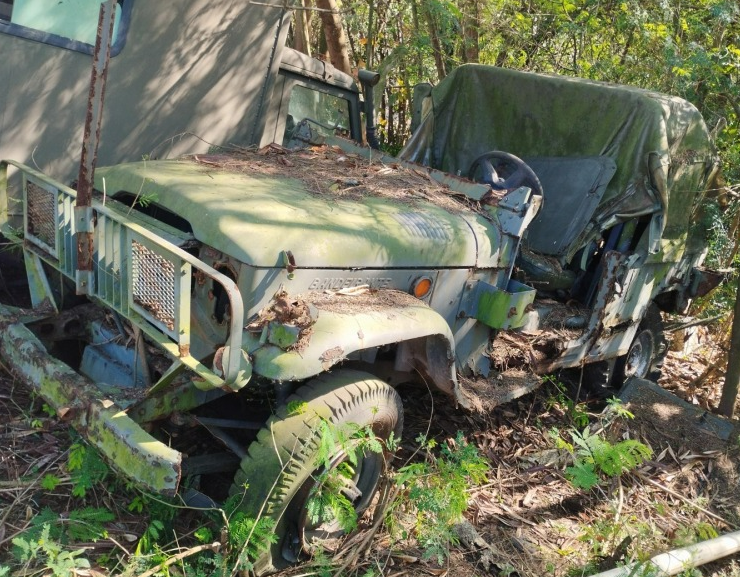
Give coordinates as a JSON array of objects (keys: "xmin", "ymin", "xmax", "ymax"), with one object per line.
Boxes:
[
  {"xmin": 128, "ymin": 380, "xmax": 220, "ymax": 424},
  {"xmin": 645, "ymin": 233, "xmax": 689, "ymax": 265},
  {"xmin": 473, "ymin": 280, "xmax": 536, "ymax": 330},
  {"xmin": 244, "ymin": 295, "xmax": 457, "ymax": 395},
  {"xmin": 267, "ymin": 322, "xmax": 301, "ymax": 349}
]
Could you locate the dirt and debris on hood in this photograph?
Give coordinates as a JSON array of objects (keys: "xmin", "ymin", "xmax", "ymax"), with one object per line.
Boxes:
[
  {"xmin": 246, "ymin": 287, "xmax": 430, "ymax": 350},
  {"xmin": 299, "ymin": 286, "xmax": 428, "ymax": 315},
  {"xmin": 189, "ymin": 143, "xmax": 487, "ymax": 215}
]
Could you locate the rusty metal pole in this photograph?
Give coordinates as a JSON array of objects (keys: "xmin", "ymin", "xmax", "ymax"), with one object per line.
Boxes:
[
  {"xmin": 718, "ymin": 272, "xmax": 740, "ymax": 417},
  {"xmin": 75, "ymin": 0, "xmax": 116, "ymax": 295}
]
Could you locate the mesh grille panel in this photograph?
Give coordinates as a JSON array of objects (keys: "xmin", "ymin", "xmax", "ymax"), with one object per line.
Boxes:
[
  {"xmin": 131, "ymin": 240, "xmax": 176, "ymax": 330},
  {"xmin": 27, "ymin": 182, "xmax": 56, "ymax": 249}
]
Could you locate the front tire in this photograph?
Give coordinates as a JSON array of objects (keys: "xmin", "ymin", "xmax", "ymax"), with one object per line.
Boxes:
[{"xmin": 230, "ymin": 370, "xmax": 403, "ymax": 575}]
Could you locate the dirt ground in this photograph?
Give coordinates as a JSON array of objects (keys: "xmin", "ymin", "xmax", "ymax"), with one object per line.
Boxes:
[{"xmin": 1, "ymin": 325, "xmax": 740, "ymax": 577}]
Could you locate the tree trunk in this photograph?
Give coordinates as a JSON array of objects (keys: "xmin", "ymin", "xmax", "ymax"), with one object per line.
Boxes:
[
  {"xmin": 387, "ymin": 90, "xmax": 395, "ymax": 146},
  {"xmin": 314, "ymin": 0, "xmax": 352, "ymax": 75},
  {"xmin": 422, "ymin": 0, "xmax": 447, "ymax": 79},
  {"xmin": 410, "ymin": 0, "xmax": 424, "ymax": 77},
  {"xmin": 719, "ymin": 276, "xmax": 740, "ymax": 417},
  {"xmin": 365, "ymin": 0, "xmax": 375, "ymax": 69},
  {"xmin": 462, "ymin": 0, "xmax": 479, "ymax": 63},
  {"xmin": 292, "ymin": 0, "xmax": 312, "ymax": 56}
]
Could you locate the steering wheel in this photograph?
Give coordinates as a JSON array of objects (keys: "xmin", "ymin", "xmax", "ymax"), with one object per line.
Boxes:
[{"xmin": 468, "ymin": 150, "xmax": 544, "ymax": 197}]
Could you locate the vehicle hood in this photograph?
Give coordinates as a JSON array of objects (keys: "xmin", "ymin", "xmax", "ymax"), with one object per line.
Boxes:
[{"xmin": 95, "ymin": 159, "xmax": 489, "ymax": 269}]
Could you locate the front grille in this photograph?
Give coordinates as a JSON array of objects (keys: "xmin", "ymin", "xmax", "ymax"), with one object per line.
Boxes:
[
  {"xmin": 131, "ymin": 240, "xmax": 176, "ymax": 330},
  {"xmin": 26, "ymin": 181, "xmax": 57, "ymax": 251}
]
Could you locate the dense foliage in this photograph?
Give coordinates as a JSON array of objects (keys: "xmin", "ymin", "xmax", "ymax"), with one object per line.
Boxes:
[{"xmin": 292, "ymin": 0, "xmax": 738, "ymax": 175}]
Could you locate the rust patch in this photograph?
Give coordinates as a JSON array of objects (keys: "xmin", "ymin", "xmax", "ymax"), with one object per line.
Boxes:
[
  {"xmin": 75, "ymin": 1, "xmax": 116, "ymax": 274},
  {"xmin": 320, "ymin": 345, "xmax": 346, "ymax": 370},
  {"xmin": 246, "ymin": 288, "xmax": 314, "ymax": 351}
]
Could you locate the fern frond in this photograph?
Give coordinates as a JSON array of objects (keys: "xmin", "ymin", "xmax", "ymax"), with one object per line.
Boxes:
[
  {"xmin": 66, "ymin": 508, "xmax": 114, "ymax": 541},
  {"xmin": 565, "ymin": 461, "xmax": 600, "ymax": 490}
]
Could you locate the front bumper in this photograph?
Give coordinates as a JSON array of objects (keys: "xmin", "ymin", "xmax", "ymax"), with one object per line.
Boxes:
[{"xmin": 0, "ymin": 303, "xmax": 182, "ymax": 495}]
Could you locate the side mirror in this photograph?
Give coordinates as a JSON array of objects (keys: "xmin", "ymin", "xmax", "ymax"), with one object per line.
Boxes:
[{"xmin": 358, "ymin": 69, "xmax": 380, "ymax": 87}]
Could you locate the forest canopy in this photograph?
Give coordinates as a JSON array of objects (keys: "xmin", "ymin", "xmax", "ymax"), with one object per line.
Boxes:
[{"xmin": 292, "ymin": 0, "xmax": 739, "ymax": 186}]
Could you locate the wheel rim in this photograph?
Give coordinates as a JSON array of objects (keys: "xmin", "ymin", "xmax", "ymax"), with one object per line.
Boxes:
[
  {"xmin": 282, "ymin": 449, "xmax": 384, "ymax": 561},
  {"xmin": 624, "ymin": 330, "xmax": 655, "ymax": 379}
]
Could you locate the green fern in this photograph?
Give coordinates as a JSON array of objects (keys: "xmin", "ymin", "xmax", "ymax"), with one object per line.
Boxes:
[
  {"xmin": 306, "ymin": 462, "xmax": 360, "ymax": 533},
  {"xmin": 307, "ymin": 549, "xmax": 337, "ymax": 577},
  {"xmin": 304, "ymin": 418, "xmax": 388, "ymax": 534},
  {"xmin": 15, "ymin": 506, "xmax": 112, "ymax": 545},
  {"xmin": 41, "ymin": 474, "xmax": 61, "ymax": 491},
  {"xmin": 66, "ymin": 507, "xmax": 115, "ymax": 541},
  {"xmin": 67, "ymin": 443, "xmax": 109, "ymax": 498},
  {"xmin": 135, "ymin": 520, "xmax": 165, "ymax": 556},
  {"xmin": 563, "ymin": 428, "xmax": 651, "ymax": 490},
  {"xmin": 605, "ymin": 397, "xmax": 635, "ymax": 420},
  {"xmin": 228, "ymin": 513, "xmax": 277, "ymax": 570},
  {"xmin": 12, "ymin": 525, "xmax": 91, "ymax": 577},
  {"xmin": 392, "ymin": 432, "xmax": 489, "ymax": 564},
  {"xmin": 544, "ymin": 375, "xmax": 590, "ymax": 427},
  {"xmin": 565, "ymin": 461, "xmax": 601, "ymax": 490}
]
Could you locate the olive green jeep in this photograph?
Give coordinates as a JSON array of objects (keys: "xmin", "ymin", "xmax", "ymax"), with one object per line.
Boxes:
[{"xmin": 0, "ymin": 43, "xmax": 723, "ymax": 575}]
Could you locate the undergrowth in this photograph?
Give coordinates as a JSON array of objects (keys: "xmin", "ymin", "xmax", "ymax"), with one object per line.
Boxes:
[
  {"xmin": 12, "ymin": 525, "xmax": 92, "ymax": 577},
  {"xmin": 1, "ymin": 418, "xmax": 489, "ymax": 577},
  {"xmin": 4, "ymin": 381, "xmax": 727, "ymax": 577},
  {"xmin": 552, "ymin": 398, "xmax": 652, "ymax": 490},
  {"xmin": 304, "ymin": 418, "xmax": 390, "ymax": 535},
  {"xmin": 389, "ymin": 431, "xmax": 489, "ymax": 564}
]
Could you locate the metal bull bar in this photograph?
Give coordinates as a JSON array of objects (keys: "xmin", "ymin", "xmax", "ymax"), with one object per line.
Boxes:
[{"xmin": 0, "ymin": 160, "xmax": 250, "ymax": 494}]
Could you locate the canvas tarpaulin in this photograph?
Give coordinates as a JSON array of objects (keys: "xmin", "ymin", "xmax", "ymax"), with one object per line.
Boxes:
[{"xmin": 400, "ymin": 65, "xmax": 720, "ymax": 262}]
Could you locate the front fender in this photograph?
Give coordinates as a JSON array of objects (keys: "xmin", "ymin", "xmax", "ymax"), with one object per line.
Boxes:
[{"xmin": 242, "ymin": 291, "xmax": 463, "ymax": 402}]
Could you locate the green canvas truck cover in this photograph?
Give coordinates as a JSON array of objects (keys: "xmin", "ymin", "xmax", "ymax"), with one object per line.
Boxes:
[{"xmin": 400, "ymin": 65, "xmax": 721, "ymax": 261}]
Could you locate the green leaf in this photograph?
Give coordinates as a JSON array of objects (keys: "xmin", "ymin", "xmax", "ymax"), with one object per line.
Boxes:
[
  {"xmin": 565, "ymin": 462, "xmax": 600, "ymax": 490},
  {"xmin": 68, "ymin": 444, "xmax": 86, "ymax": 471},
  {"xmin": 193, "ymin": 526, "xmax": 213, "ymax": 543},
  {"xmin": 41, "ymin": 474, "xmax": 61, "ymax": 491}
]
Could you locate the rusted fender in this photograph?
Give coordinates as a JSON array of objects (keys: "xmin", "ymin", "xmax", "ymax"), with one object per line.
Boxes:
[
  {"xmin": 0, "ymin": 304, "xmax": 181, "ymax": 495},
  {"xmin": 242, "ymin": 294, "xmax": 466, "ymax": 405}
]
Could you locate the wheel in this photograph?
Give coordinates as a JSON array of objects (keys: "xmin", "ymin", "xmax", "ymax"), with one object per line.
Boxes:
[
  {"xmin": 582, "ymin": 360, "xmax": 616, "ymax": 398},
  {"xmin": 230, "ymin": 370, "xmax": 403, "ymax": 575},
  {"xmin": 559, "ymin": 360, "xmax": 615, "ymax": 400},
  {"xmin": 468, "ymin": 150, "xmax": 544, "ymax": 196},
  {"xmin": 614, "ymin": 305, "xmax": 667, "ymax": 385}
]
